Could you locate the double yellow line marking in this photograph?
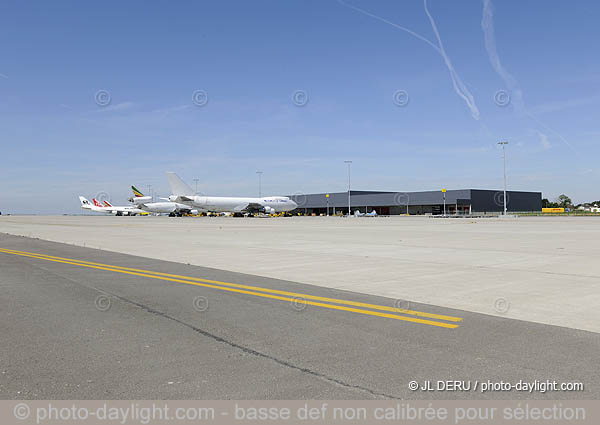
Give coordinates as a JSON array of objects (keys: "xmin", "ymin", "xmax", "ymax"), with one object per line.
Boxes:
[{"xmin": 0, "ymin": 247, "xmax": 462, "ymax": 328}]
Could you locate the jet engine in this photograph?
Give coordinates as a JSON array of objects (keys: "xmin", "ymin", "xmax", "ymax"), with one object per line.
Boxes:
[{"xmin": 129, "ymin": 196, "xmax": 152, "ymax": 204}]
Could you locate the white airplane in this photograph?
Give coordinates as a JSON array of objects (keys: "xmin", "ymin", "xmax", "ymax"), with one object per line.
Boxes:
[
  {"xmin": 354, "ymin": 209, "xmax": 377, "ymax": 217},
  {"xmin": 166, "ymin": 172, "xmax": 298, "ymax": 215},
  {"xmin": 128, "ymin": 185, "xmax": 198, "ymax": 217},
  {"xmin": 78, "ymin": 196, "xmax": 143, "ymax": 216},
  {"xmin": 98, "ymin": 199, "xmax": 144, "ymax": 216},
  {"xmin": 79, "ymin": 196, "xmax": 111, "ymax": 214}
]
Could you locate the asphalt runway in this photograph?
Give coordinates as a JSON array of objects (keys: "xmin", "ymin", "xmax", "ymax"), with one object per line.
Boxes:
[
  {"xmin": 2, "ymin": 215, "xmax": 600, "ymax": 333},
  {"xmin": 1, "ymin": 233, "xmax": 598, "ymax": 399}
]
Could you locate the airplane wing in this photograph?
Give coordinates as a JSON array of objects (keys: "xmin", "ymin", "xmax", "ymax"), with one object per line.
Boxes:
[
  {"xmin": 167, "ymin": 195, "xmax": 194, "ymax": 203},
  {"xmin": 233, "ymin": 203, "xmax": 263, "ymax": 213}
]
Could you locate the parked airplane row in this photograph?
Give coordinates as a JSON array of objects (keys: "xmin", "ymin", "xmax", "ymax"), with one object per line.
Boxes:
[
  {"xmin": 79, "ymin": 172, "xmax": 298, "ymax": 216},
  {"xmin": 78, "ymin": 197, "xmax": 144, "ymax": 216}
]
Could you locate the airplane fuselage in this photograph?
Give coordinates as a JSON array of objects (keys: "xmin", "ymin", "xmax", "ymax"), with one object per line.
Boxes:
[
  {"xmin": 170, "ymin": 195, "xmax": 297, "ymax": 213},
  {"xmin": 138, "ymin": 202, "xmax": 192, "ymax": 214},
  {"xmin": 165, "ymin": 172, "xmax": 298, "ymax": 214}
]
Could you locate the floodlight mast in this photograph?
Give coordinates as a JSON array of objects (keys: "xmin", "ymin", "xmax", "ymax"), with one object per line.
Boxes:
[
  {"xmin": 497, "ymin": 141, "xmax": 509, "ymax": 215},
  {"xmin": 344, "ymin": 160, "xmax": 352, "ymax": 216}
]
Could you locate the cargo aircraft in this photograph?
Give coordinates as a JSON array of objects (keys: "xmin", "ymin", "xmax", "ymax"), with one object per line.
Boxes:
[
  {"xmin": 166, "ymin": 172, "xmax": 297, "ymax": 215},
  {"xmin": 128, "ymin": 186, "xmax": 198, "ymax": 217}
]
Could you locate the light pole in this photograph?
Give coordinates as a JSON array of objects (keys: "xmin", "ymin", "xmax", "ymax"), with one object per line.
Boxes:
[
  {"xmin": 193, "ymin": 178, "xmax": 199, "ymax": 195},
  {"xmin": 497, "ymin": 141, "xmax": 509, "ymax": 215},
  {"xmin": 344, "ymin": 160, "xmax": 352, "ymax": 216},
  {"xmin": 256, "ymin": 171, "xmax": 263, "ymax": 198},
  {"xmin": 148, "ymin": 184, "xmax": 152, "ymax": 202},
  {"xmin": 442, "ymin": 188, "xmax": 446, "ymax": 217}
]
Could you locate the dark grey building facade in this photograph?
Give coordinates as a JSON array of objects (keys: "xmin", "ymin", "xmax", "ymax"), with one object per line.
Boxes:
[{"xmin": 290, "ymin": 189, "xmax": 542, "ymax": 215}]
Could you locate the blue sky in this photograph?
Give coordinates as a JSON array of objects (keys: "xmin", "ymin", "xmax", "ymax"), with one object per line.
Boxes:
[{"xmin": 1, "ymin": 0, "xmax": 599, "ymax": 213}]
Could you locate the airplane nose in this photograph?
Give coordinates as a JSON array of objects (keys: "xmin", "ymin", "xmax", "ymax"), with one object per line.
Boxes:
[{"xmin": 290, "ymin": 200, "xmax": 298, "ymax": 209}]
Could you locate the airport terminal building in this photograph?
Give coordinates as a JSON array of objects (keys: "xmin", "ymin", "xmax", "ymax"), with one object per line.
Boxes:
[{"xmin": 291, "ymin": 189, "xmax": 542, "ymax": 215}]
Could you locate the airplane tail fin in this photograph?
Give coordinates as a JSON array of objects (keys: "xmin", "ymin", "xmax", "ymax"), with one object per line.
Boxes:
[
  {"xmin": 79, "ymin": 196, "xmax": 91, "ymax": 208},
  {"xmin": 166, "ymin": 172, "xmax": 194, "ymax": 196},
  {"xmin": 103, "ymin": 201, "xmax": 113, "ymax": 207},
  {"xmin": 131, "ymin": 185, "xmax": 145, "ymax": 197},
  {"xmin": 92, "ymin": 198, "xmax": 104, "ymax": 208}
]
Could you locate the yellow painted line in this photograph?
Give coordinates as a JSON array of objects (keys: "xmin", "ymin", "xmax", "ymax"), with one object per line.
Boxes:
[
  {"xmin": 0, "ymin": 247, "xmax": 461, "ymax": 323},
  {"xmin": 1, "ymin": 249, "xmax": 458, "ymax": 328},
  {"xmin": 0, "ymin": 248, "xmax": 461, "ymax": 328},
  {"xmin": 0, "ymin": 248, "xmax": 462, "ymax": 323},
  {"xmin": 0, "ymin": 248, "xmax": 462, "ymax": 322}
]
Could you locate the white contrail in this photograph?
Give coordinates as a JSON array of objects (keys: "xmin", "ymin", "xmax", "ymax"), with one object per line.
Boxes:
[
  {"xmin": 423, "ymin": 0, "xmax": 480, "ymax": 120},
  {"xmin": 337, "ymin": 0, "xmax": 441, "ymax": 53},
  {"xmin": 525, "ymin": 111, "xmax": 576, "ymax": 152},
  {"xmin": 338, "ymin": 0, "xmax": 480, "ymax": 120},
  {"xmin": 481, "ymin": 0, "xmax": 524, "ymax": 113},
  {"xmin": 481, "ymin": 0, "xmax": 577, "ymax": 153},
  {"xmin": 537, "ymin": 131, "xmax": 551, "ymax": 150}
]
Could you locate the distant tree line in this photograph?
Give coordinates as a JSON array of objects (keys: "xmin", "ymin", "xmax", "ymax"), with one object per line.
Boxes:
[
  {"xmin": 542, "ymin": 194, "xmax": 572, "ymax": 208},
  {"xmin": 542, "ymin": 194, "xmax": 600, "ymax": 209}
]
